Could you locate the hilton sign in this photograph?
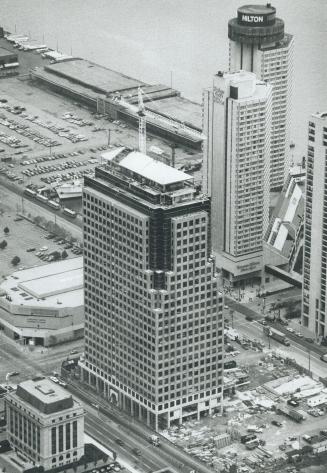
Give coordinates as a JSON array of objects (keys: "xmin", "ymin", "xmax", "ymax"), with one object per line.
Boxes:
[{"xmin": 241, "ymin": 14, "xmax": 264, "ymax": 23}]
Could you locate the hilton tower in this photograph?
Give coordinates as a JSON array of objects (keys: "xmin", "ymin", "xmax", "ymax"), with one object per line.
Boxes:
[{"xmin": 228, "ymin": 4, "xmax": 294, "ymax": 190}]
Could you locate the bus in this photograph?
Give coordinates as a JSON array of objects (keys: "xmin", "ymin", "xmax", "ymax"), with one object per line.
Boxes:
[
  {"xmin": 47, "ymin": 200, "xmax": 60, "ymax": 210},
  {"xmin": 63, "ymin": 207, "xmax": 77, "ymax": 218},
  {"xmin": 24, "ymin": 188, "xmax": 37, "ymax": 198},
  {"xmin": 36, "ymin": 194, "xmax": 49, "ymax": 203},
  {"xmin": 263, "ymin": 326, "xmax": 290, "ymax": 346}
]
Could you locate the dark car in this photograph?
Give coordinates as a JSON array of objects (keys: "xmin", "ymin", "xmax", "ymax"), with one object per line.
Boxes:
[
  {"xmin": 271, "ymin": 420, "xmax": 283, "ymax": 427},
  {"xmin": 245, "ymin": 315, "xmax": 254, "ymax": 322},
  {"xmin": 26, "ymin": 248, "xmax": 36, "ymax": 252},
  {"xmin": 115, "ymin": 439, "xmax": 124, "ymax": 446},
  {"xmin": 279, "ymin": 319, "xmax": 289, "ymax": 326},
  {"xmin": 304, "ymin": 337, "xmax": 314, "ymax": 343},
  {"xmin": 132, "ymin": 448, "xmax": 141, "ymax": 456}
]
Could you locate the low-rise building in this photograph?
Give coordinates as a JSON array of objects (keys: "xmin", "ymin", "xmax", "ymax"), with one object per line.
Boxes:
[
  {"xmin": 0, "ymin": 257, "xmax": 83, "ymax": 346},
  {"xmin": 264, "ymin": 165, "xmax": 305, "ymax": 272},
  {"xmin": 0, "ymin": 46, "xmax": 19, "ymax": 77},
  {"xmin": 5, "ymin": 378, "xmax": 84, "ymax": 470}
]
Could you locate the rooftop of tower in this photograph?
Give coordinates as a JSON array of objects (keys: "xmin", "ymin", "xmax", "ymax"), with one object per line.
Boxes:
[
  {"xmin": 228, "ymin": 3, "xmax": 285, "ymax": 44},
  {"xmin": 238, "ymin": 4, "xmax": 276, "ymax": 16},
  {"xmin": 213, "ymin": 70, "xmax": 272, "ymax": 102},
  {"xmin": 11, "ymin": 378, "xmax": 78, "ymax": 414},
  {"xmin": 86, "ymin": 148, "xmax": 201, "ymax": 209}
]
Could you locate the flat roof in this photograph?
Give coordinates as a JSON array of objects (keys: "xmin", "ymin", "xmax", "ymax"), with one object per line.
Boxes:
[
  {"xmin": 101, "ymin": 147, "xmax": 125, "ymax": 162},
  {"xmin": 119, "ymin": 152, "xmax": 192, "ymax": 186},
  {"xmin": 0, "ymin": 47, "xmax": 17, "ymax": 58},
  {"xmin": 146, "ymin": 95, "xmax": 202, "ymax": 130},
  {"xmin": 20, "ymin": 268, "xmax": 82, "ymax": 298},
  {"xmin": 0, "ymin": 257, "xmax": 83, "ymax": 309},
  {"xmin": 47, "ymin": 59, "xmax": 143, "ymax": 94},
  {"xmin": 15, "ymin": 379, "xmax": 74, "ymax": 414},
  {"xmin": 238, "ymin": 4, "xmax": 276, "ymax": 15}
]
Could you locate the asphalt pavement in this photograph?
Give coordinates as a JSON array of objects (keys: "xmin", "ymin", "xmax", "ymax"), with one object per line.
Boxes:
[
  {"xmin": 225, "ymin": 295, "xmax": 327, "ymax": 358},
  {"xmin": 229, "ymin": 311, "xmax": 327, "ymax": 378},
  {"xmin": 67, "ymin": 381, "xmax": 214, "ymax": 473}
]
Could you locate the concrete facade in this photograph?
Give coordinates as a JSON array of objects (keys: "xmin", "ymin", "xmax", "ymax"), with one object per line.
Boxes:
[
  {"xmin": 202, "ymin": 70, "xmax": 272, "ymax": 286},
  {"xmin": 302, "ymin": 112, "xmax": 327, "ymax": 339},
  {"xmin": 5, "ymin": 379, "xmax": 84, "ymax": 470},
  {"xmin": 80, "ymin": 150, "xmax": 224, "ymax": 430},
  {"xmin": 0, "ymin": 258, "xmax": 84, "ymax": 347}
]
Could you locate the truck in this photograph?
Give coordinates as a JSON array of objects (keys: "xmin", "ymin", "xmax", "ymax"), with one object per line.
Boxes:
[
  {"xmin": 240, "ymin": 433, "xmax": 257, "ymax": 444},
  {"xmin": 245, "ymin": 438, "xmax": 260, "ymax": 450},
  {"xmin": 148, "ymin": 434, "xmax": 160, "ymax": 446},
  {"xmin": 263, "ymin": 326, "xmax": 290, "ymax": 346},
  {"xmin": 277, "ymin": 403, "xmax": 306, "ymax": 422}
]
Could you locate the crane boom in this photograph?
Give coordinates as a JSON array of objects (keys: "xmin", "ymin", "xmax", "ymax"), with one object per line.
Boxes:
[{"xmin": 138, "ymin": 87, "xmax": 146, "ymax": 154}]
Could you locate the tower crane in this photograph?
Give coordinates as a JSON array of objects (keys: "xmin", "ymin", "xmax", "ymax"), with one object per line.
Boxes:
[
  {"xmin": 114, "ymin": 88, "xmax": 205, "ymax": 157},
  {"xmin": 137, "ymin": 87, "xmax": 147, "ymax": 154}
]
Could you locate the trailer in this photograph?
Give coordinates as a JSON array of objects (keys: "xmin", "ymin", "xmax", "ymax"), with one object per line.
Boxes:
[
  {"xmin": 63, "ymin": 207, "xmax": 77, "ymax": 218},
  {"xmin": 24, "ymin": 188, "xmax": 37, "ymax": 198},
  {"xmin": 47, "ymin": 200, "xmax": 60, "ymax": 210},
  {"xmin": 36, "ymin": 193, "xmax": 48, "ymax": 203}
]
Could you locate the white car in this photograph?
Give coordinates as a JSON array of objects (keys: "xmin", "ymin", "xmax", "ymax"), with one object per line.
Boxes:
[
  {"xmin": 286, "ymin": 327, "xmax": 295, "ymax": 333},
  {"xmin": 40, "ymin": 246, "xmax": 48, "ymax": 251},
  {"xmin": 49, "ymin": 376, "xmax": 59, "ymax": 384}
]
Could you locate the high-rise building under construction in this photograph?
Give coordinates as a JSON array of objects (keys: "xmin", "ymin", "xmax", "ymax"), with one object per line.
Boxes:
[{"xmin": 80, "ymin": 150, "xmax": 224, "ymax": 430}]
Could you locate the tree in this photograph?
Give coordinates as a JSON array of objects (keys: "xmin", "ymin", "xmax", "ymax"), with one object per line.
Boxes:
[
  {"xmin": 33, "ymin": 216, "xmax": 42, "ymax": 226},
  {"xmin": 51, "ymin": 251, "xmax": 61, "ymax": 261},
  {"xmin": 11, "ymin": 256, "xmax": 20, "ymax": 266},
  {"xmin": 4, "ymin": 227, "xmax": 9, "ymax": 235},
  {"xmin": 0, "ymin": 240, "xmax": 7, "ymax": 249},
  {"xmin": 61, "ymin": 250, "xmax": 68, "ymax": 259}
]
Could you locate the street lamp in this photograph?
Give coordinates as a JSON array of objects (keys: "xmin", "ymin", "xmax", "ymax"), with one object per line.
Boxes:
[
  {"xmin": 308, "ymin": 349, "xmax": 311, "ymax": 377},
  {"xmin": 229, "ymin": 309, "xmax": 234, "ymax": 329}
]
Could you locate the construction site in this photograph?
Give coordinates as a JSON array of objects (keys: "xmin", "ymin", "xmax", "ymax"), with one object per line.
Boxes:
[{"xmin": 160, "ymin": 334, "xmax": 327, "ymax": 473}]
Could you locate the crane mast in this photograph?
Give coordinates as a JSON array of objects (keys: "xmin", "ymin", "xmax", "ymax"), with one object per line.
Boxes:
[{"xmin": 138, "ymin": 87, "xmax": 146, "ymax": 154}]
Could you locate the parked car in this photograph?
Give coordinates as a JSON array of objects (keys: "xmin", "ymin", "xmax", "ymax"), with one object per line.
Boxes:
[
  {"xmin": 271, "ymin": 420, "xmax": 283, "ymax": 427},
  {"xmin": 287, "ymin": 399, "xmax": 299, "ymax": 407},
  {"xmin": 132, "ymin": 448, "xmax": 141, "ymax": 456}
]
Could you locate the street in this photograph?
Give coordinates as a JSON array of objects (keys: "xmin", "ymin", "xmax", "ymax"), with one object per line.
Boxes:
[
  {"xmin": 230, "ymin": 311, "xmax": 327, "ymax": 379},
  {"xmin": 0, "ymin": 178, "xmax": 82, "ymax": 240},
  {"xmin": 0, "ymin": 332, "xmax": 214, "ymax": 473}
]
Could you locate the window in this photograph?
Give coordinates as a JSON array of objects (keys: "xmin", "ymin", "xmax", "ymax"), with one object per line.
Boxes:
[
  {"xmin": 58, "ymin": 425, "xmax": 63, "ymax": 452},
  {"xmin": 51, "ymin": 427, "xmax": 56, "ymax": 455},
  {"xmin": 72, "ymin": 421, "xmax": 77, "ymax": 448},
  {"xmin": 66, "ymin": 423, "xmax": 71, "ymax": 450}
]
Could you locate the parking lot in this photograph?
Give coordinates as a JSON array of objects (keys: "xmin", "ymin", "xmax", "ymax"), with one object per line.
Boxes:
[
  {"xmin": 0, "ymin": 204, "xmax": 81, "ymax": 279},
  {"xmin": 0, "ymin": 70, "xmax": 202, "ymax": 203}
]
